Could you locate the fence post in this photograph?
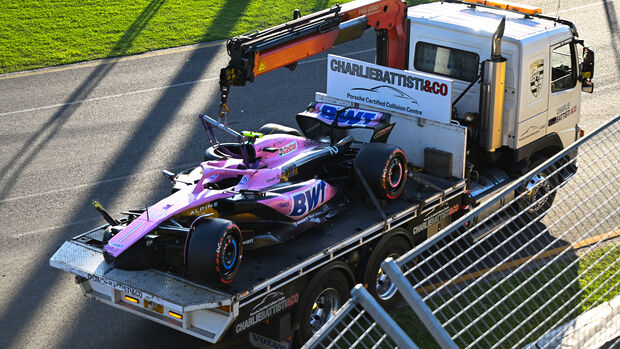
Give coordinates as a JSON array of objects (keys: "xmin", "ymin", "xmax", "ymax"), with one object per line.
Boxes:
[
  {"xmin": 382, "ymin": 258, "xmax": 459, "ymax": 349},
  {"xmin": 350, "ymin": 284, "xmax": 419, "ymax": 349}
]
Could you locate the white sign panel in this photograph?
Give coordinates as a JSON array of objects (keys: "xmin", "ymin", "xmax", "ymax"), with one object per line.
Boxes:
[{"xmin": 326, "ymin": 54, "xmax": 453, "ymax": 123}]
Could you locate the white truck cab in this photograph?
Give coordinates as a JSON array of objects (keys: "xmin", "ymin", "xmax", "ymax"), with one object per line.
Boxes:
[{"xmin": 407, "ymin": 1, "xmax": 592, "ymax": 166}]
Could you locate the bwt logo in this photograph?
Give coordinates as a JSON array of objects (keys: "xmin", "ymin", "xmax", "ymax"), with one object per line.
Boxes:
[
  {"xmin": 290, "ymin": 181, "xmax": 327, "ymax": 216},
  {"xmin": 320, "ymin": 104, "xmax": 379, "ymax": 125}
]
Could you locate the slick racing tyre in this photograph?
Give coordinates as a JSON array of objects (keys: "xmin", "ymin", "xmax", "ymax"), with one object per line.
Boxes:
[
  {"xmin": 355, "ymin": 143, "xmax": 408, "ymax": 200},
  {"xmin": 186, "ymin": 218, "xmax": 243, "ymax": 284},
  {"xmin": 258, "ymin": 123, "xmax": 302, "ymax": 136}
]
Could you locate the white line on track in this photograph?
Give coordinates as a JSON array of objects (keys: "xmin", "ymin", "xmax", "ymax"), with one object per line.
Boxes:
[
  {"xmin": 0, "ymin": 173, "xmax": 144, "ymax": 204},
  {"xmin": 0, "ymin": 48, "xmax": 376, "ymax": 118},
  {"xmin": 0, "ymin": 41, "xmax": 226, "ymax": 81},
  {"xmin": 11, "ymin": 217, "xmax": 102, "ymax": 239},
  {"xmin": 5, "ymin": 160, "xmax": 201, "ymax": 237},
  {"xmin": 0, "ymin": 0, "xmax": 612, "ymax": 82},
  {"xmin": 0, "ymin": 162, "xmax": 199, "ymax": 204},
  {"xmin": 2, "ymin": 0, "xmax": 613, "ymax": 118},
  {"xmin": 0, "ymin": 48, "xmax": 378, "ymax": 237},
  {"xmin": 0, "ymin": 78, "xmax": 218, "ymax": 117}
]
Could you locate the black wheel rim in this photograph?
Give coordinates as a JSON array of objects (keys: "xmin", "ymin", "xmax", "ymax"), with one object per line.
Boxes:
[{"xmin": 222, "ymin": 235, "xmax": 238, "ymax": 273}]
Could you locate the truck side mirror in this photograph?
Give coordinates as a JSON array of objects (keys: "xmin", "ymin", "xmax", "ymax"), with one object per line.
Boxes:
[{"xmin": 580, "ymin": 47, "xmax": 594, "ymax": 93}]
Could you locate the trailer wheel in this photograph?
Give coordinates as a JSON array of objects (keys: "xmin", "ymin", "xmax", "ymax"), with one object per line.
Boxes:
[
  {"xmin": 258, "ymin": 123, "xmax": 302, "ymax": 136},
  {"xmin": 364, "ymin": 235, "xmax": 410, "ymax": 309},
  {"xmin": 515, "ymin": 154, "xmax": 557, "ymax": 221},
  {"xmin": 186, "ymin": 219, "xmax": 243, "ymax": 284},
  {"xmin": 295, "ymin": 269, "xmax": 349, "ymax": 344},
  {"xmin": 355, "ymin": 143, "xmax": 408, "ymax": 200}
]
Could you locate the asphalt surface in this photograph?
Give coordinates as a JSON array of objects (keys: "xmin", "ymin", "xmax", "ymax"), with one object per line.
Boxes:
[{"xmin": 0, "ymin": 1, "xmax": 617, "ymax": 348}]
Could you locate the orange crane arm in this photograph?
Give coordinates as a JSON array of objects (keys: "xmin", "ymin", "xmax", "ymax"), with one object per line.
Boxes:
[{"xmin": 218, "ymin": 0, "xmax": 408, "ymax": 118}]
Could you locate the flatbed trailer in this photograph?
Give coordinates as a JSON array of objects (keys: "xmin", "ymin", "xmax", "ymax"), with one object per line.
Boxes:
[
  {"xmin": 51, "ymin": 170, "xmax": 466, "ymax": 344},
  {"xmin": 50, "ymin": 0, "xmax": 595, "ymax": 345}
]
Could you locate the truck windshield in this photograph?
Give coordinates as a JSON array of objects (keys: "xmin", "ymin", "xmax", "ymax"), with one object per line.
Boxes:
[{"xmin": 414, "ymin": 41, "xmax": 479, "ymax": 82}]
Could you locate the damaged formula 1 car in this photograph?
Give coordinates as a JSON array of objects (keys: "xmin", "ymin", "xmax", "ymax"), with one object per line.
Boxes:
[{"xmin": 101, "ymin": 103, "xmax": 407, "ymax": 284}]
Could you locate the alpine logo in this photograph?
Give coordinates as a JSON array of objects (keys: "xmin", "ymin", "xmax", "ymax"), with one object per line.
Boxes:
[{"xmin": 290, "ymin": 181, "xmax": 327, "ymax": 216}]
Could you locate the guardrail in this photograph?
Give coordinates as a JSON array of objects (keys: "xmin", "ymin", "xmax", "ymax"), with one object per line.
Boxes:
[{"xmin": 306, "ymin": 115, "xmax": 619, "ymax": 348}]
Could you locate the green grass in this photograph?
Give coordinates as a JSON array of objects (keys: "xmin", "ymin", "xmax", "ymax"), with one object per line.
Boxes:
[
  {"xmin": 0, "ymin": 0, "xmax": 428, "ymax": 74},
  {"xmin": 579, "ymin": 245, "xmax": 620, "ymax": 310},
  {"xmin": 0, "ymin": 0, "xmax": 349, "ymax": 73},
  {"xmin": 390, "ymin": 245, "xmax": 620, "ymax": 348}
]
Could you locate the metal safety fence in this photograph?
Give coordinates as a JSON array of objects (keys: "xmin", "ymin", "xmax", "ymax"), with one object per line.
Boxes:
[
  {"xmin": 304, "ymin": 285, "xmax": 417, "ymax": 349},
  {"xmin": 306, "ymin": 115, "xmax": 619, "ymax": 348}
]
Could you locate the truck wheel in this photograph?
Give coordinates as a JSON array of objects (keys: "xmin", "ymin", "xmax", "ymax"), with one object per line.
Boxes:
[
  {"xmin": 355, "ymin": 143, "xmax": 408, "ymax": 200},
  {"xmin": 294, "ymin": 269, "xmax": 349, "ymax": 344},
  {"xmin": 259, "ymin": 123, "xmax": 302, "ymax": 136},
  {"xmin": 186, "ymin": 218, "xmax": 243, "ymax": 284},
  {"xmin": 516, "ymin": 154, "xmax": 556, "ymax": 220},
  {"xmin": 363, "ymin": 235, "xmax": 410, "ymax": 309}
]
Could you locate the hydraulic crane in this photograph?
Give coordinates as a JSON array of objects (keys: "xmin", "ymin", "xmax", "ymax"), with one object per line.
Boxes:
[{"xmin": 218, "ymin": 0, "xmax": 408, "ymax": 119}]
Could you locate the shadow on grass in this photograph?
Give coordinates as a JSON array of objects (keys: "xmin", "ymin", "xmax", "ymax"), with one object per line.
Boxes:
[
  {"xmin": 325, "ymin": 232, "xmax": 619, "ymax": 348},
  {"xmin": 108, "ymin": 0, "xmax": 167, "ymax": 57},
  {"xmin": 0, "ymin": 0, "xmax": 255, "ymax": 348},
  {"xmin": 0, "ymin": 0, "xmax": 166, "ymax": 202},
  {"xmin": 390, "ymin": 220, "xmax": 619, "ymax": 348},
  {"xmin": 312, "ymin": 0, "xmax": 331, "ymax": 11}
]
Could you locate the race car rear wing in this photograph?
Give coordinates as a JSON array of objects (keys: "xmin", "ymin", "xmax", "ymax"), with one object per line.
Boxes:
[
  {"xmin": 313, "ymin": 92, "xmax": 468, "ymax": 179},
  {"xmin": 296, "ymin": 102, "xmax": 395, "ymax": 144}
]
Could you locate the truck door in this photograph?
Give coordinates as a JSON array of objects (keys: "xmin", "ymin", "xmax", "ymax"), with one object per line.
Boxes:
[{"xmin": 547, "ymin": 41, "xmax": 580, "ymax": 147}]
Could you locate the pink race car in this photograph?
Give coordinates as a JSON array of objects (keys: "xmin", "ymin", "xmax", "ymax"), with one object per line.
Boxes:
[{"xmin": 101, "ymin": 104, "xmax": 407, "ymax": 284}]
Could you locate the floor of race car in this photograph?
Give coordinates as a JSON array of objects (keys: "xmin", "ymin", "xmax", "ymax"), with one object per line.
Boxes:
[{"xmin": 227, "ymin": 172, "xmax": 464, "ymax": 294}]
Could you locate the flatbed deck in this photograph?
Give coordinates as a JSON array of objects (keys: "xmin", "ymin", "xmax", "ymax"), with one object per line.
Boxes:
[{"xmin": 50, "ymin": 171, "xmax": 466, "ymax": 341}]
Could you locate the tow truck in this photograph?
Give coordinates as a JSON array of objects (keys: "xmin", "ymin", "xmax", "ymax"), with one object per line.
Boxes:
[{"xmin": 50, "ymin": 0, "xmax": 595, "ymax": 347}]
